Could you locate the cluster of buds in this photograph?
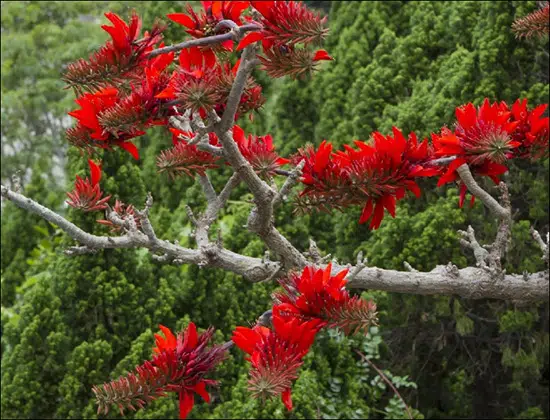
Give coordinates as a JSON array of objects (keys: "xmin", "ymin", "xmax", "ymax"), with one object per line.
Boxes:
[{"xmin": 66, "ymin": 160, "xmax": 111, "ymax": 212}]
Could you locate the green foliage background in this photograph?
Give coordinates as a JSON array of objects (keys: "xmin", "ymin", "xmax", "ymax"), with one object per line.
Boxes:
[{"xmin": 1, "ymin": 1, "xmax": 548, "ymax": 419}]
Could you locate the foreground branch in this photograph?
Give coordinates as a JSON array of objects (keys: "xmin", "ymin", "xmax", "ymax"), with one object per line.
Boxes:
[{"xmin": 4, "ymin": 184, "xmax": 546, "ymax": 301}]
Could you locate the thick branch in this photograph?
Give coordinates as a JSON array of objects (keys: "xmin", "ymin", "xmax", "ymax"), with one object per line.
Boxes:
[
  {"xmin": 344, "ymin": 264, "xmax": 548, "ymax": 302},
  {"xmin": 213, "ymin": 46, "xmax": 308, "ymax": 269}
]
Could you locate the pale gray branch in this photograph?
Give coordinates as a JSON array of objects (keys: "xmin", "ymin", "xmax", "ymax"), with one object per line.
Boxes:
[
  {"xmin": 456, "ymin": 164, "xmax": 509, "ymax": 219},
  {"xmin": 531, "ymin": 227, "xmax": 549, "ymax": 266},
  {"xmin": 273, "ymin": 159, "xmax": 305, "ymax": 208},
  {"xmin": 344, "ymin": 264, "xmax": 548, "ymax": 302}
]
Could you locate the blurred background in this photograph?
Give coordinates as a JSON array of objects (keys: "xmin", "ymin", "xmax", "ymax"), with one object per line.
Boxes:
[{"xmin": 1, "ymin": 1, "xmax": 548, "ymax": 418}]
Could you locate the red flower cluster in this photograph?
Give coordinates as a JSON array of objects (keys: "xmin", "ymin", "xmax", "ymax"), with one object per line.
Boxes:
[
  {"xmin": 273, "ymin": 263, "xmax": 378, "ymax": 335},
  {"xmin": 156, "ymin": 46, "xmax": 264, "ymax": 119},
  {"xmin": 66, "ymin": 160, "xmax": 111, "ymax": 212},
  {"xmin": 232, "ymin": 312, "xmax": 323, "ymax": 410},
  {"xmin": 63, "ymin": 12, "xmax": 165, "ymax": 93},
  {"xmin": 295, "ymin": 128, "xmax": 438, "ymax": 229},
  {"xmin": 93, "ymin": 323, "xmax": 227, "ymax": 419},
  {"xmin": 434, "ymin": 98, "xmax": 549, "ymax": 206},
  {"xmin": 237, "ymin": 1, "xmax": 333, "ymax": 79},
  {"xmin": 233, "ymin": 264, "xmax": 378, "ymax": 410},
  {"xmin": 233, "ymin": 125, "xmax": 290, "ymax": 178},
  {"xmin": 157, "ymin": 128, "xmax": 221, "ymax": 178}
]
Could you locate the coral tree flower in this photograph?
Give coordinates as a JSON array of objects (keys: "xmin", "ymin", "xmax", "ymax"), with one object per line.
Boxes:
[
  {"xmin": 66, "ymin": 159, "xmax": 111, "ymax": 212},
  {"xmin": 434, "ymin": 98, "xmax": 549, "ymax": 207},
  {"xmin": 93, "ymin": 323, "xmax": 227, "ymax": 419},
  {"xmin": 63, "ymin": 12, "xmax": 165, "ymax": 92},
  {"xmin": 232, "ymin": 313, "xmax": 323, "ymax": 411},
  {"xmin": 273, "ymin": 263, "xmax": 378, "ymax": 335},
  {"xmin": 67, "ymin": 87, "xmax": 144, "ymax": 159},
  {"xmin": 237, "ymin": 1, "xmax": 332, "ymax": 79},
  {"xmin": 232, "ymin": 125, "xmax": 290, "ymax": 178},
  {"xmin": 156, "ymin": 128, "xmax": 221, "ymax": 178},
  {"xmin": 295, "ymin": 128, "xmax": 437, "ymax": 228}
]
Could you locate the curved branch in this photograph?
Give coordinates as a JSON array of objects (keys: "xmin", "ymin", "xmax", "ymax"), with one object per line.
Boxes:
[{"xmin": 456, "ymin": 164, "xmax": 509, "ymax": 219}]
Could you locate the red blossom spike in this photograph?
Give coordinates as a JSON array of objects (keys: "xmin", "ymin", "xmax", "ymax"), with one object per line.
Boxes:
[
  {"xmin": 63, "ymin": 11, "xmax": 165, "ymax": 94},
  {"xmin": 252, "ymin": 0, "xmax": 329, "ymax": 47},
  {"xmin": 232, "ymin": 312, "xmax": 323, "ymax": 410},
  {"xmin": 93, "ymin": 323, "xmax": 227, "ymax": 419},
  {"xmin": 66, "ymin": 161, "xmax": 111, "ymax": 212},
  {"xmin": 294, "ymin": 128, "xmax": 437, "ymax": 227},
  {"xmin": 156, "ymin": 129, "xmax": 221, "ymax": 179},
  {"xmin": 273, "ymin": 264, "xmax": 378, "ymax": 335},
  {"xmin": 233, "ymin": 125, "xmax": 289, "ymax": 178},
  {"xmin": 435, "ymin": 98, "xmax": 549, "ymax": 206},
  {"xmin": 167, "ymin": 1, "xmax": 250, "ymax": 54}
]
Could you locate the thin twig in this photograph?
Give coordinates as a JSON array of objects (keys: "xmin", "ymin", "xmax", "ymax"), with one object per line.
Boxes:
[{"xmin": 355, "ymin": 350, "xmax": 414, "ymax": 420}]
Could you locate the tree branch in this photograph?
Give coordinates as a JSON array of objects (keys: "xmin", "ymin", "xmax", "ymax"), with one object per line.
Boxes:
[
  {"xmin": 456, "ymin": 164, "xmax": 509, "ymax": 219},
  {"xmin": 212, "ymin": 45, "xmax": 308, "ymax": 269},
  {"xmin": 147, "ymin": 24, "xmax": 261, "ymax": 58}
]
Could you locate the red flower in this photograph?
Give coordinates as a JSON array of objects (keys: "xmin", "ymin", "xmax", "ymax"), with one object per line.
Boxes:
[
  {"xmin": 63, "ymin": 12, "xmax": 165, "ymax": 93},
  {"xmin": 434, "ymin": 99, "xmax": 521, "ymax": 166},
  {"xmin": 67, "ymin": 87, "xmax": 144, "ymax": 159},
  {"xmin": 295, "ymin": 128, "xmax": 437, "ymax": 228},
  {"xmin": 93, "ymin": 323, "xmax": 227, "ymax": 419},
  {"xmin": 156, "ymin": 128, "xmax": 221, "ymax": 178},
  {"xmin": 66, "ymin": 160, "xmax": 111, "ymax": 212},
  {"xmin": 167, "ymin": 1, "xmax": 250, "ymax": 58},
  {"xmin": 98, "ymin": 60, "xmax": 174, "ymax": 135},
  {"xmin": 245, "ymin": 1, "xmax": 329, "ymax": 49},
  {"xmin": 434, "ymin": 98, "xmax": 548, "ymax": 207},
  {"xmin": 273, "ymin": 263, "xmax": 378, "ymax": 335},
  {"xmin": 232, "ymin": 313, "xmax": 323, "ymax": 411},
  {"xmin": 232, "ymin": 125, "xmax": 289, "ymax": 178},
  {"xmin": 509, "ymin": 99, "xmax": 549, "ymax": 159},
  {"xmin": 156, "ymin": 46, "xmax": 222, "ymax": 114}
]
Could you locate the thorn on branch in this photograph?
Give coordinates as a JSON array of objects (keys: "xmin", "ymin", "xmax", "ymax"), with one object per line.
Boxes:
[
  {"xmin": 347, "ymin": 251, "xmax": 368, "ymax": 282},
  {"xmin": 445, "ymin": 262, "xmax": 460, "ymax": 277},
  {"xmin": 256, "ymin": 310, "xmax": 273, "ymax": 328},
  {"xmin": 185, "ymin": 205, "xmax": 198, "ymax": 227},
  {"xmin": 305, "ymin": 238, "xmax": 322, "ymax": 263},
  {"xmin": 274, "ymin": 160, "xmax": 305, "ymax": 208},
  {"xmin": 404, "ymin": 261, "xmax": 419, "ymax": 272}
]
